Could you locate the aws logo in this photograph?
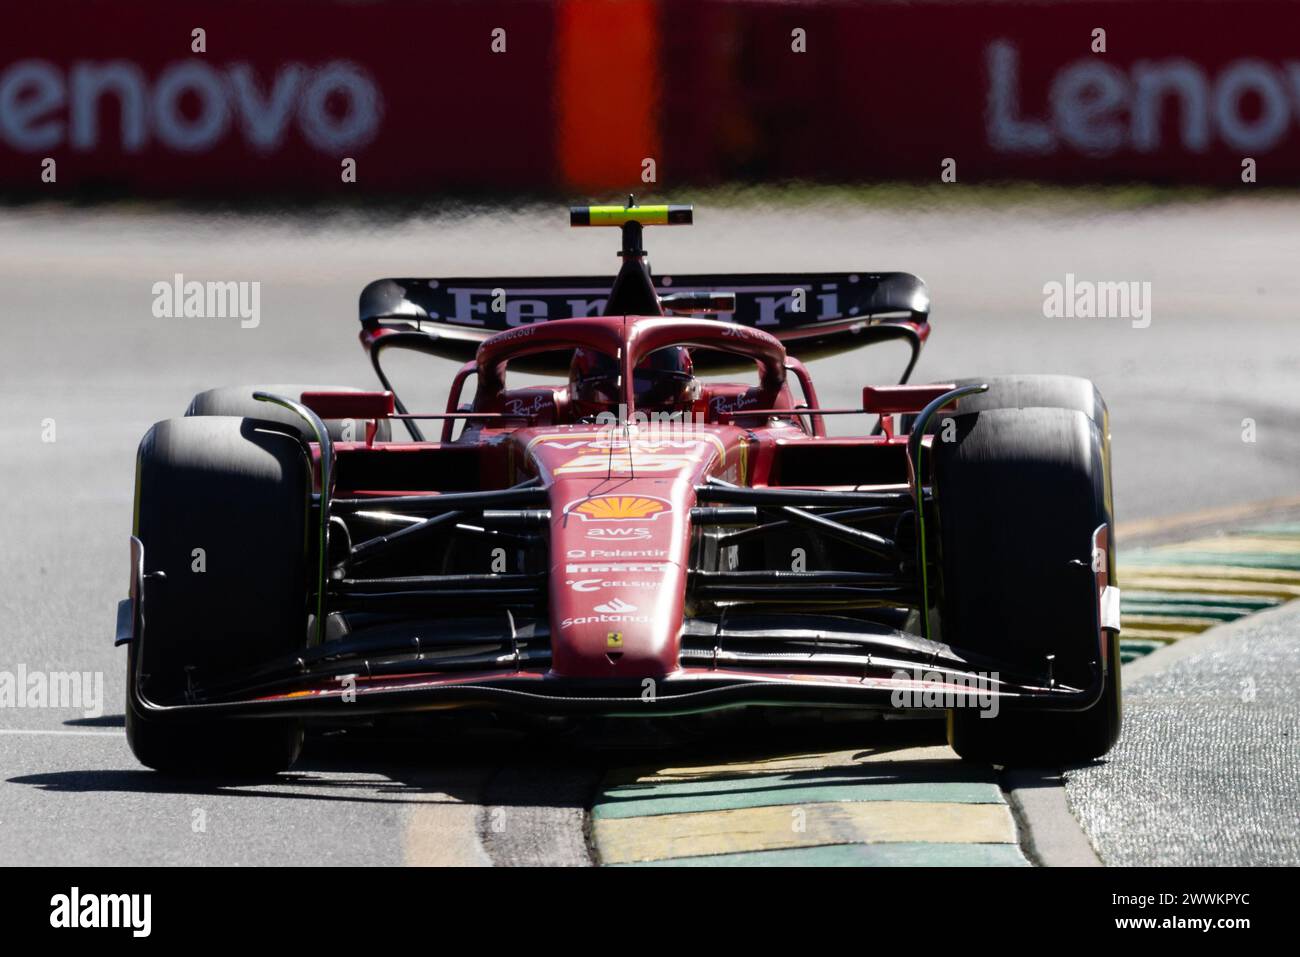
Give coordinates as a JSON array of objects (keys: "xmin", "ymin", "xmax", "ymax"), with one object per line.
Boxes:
[
  {"xmin": 584, "ymin": 526, "xmax": 651, "ymax": 542},
  {"xmin": 566, "ymin": 495, "xmax": 669, "ymax": 522}
]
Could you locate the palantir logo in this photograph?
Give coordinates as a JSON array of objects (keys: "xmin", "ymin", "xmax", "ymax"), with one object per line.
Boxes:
[{"xmin": 50, "ymin": 888, "xmax": 151, "ymax": 938}]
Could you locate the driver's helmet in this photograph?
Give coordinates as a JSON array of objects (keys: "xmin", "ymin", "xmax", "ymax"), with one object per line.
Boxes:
[{"xmin": 569, "ymin": 346, "xmax": 697, "ymax": 416}]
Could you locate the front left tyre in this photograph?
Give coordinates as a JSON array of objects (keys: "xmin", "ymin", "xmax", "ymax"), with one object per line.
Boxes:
[{"xmin": 932, "ymin": 405, "xmax": 1122, "ymax": 766}]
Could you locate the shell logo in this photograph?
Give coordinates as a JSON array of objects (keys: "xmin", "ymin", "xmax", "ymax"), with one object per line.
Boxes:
[{"xmin": 568, "ymin": 495, "xmax": 669, "ymax": 522}]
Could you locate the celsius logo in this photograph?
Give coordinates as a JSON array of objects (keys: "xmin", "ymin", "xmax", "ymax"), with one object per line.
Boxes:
[
  {"xmin": 567, "ymin": 495, "xmax": 669, "ymax": 522},
  {"xmin": 50, "ymin": 887, "xmax": 151, "ymax": 937},
  {"xmin": 0, "ymin": 59, "xmax": 383, "ymax": 154},
  {"xmin": 594, "ymin": 597, "xmax": 637, "ymax": 614}
]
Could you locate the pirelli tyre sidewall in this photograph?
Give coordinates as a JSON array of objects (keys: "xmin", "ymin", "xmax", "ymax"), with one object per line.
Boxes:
[
  {"xmin": 916, "ymin": 375, "xmax": 1116, "ymax": 581},
  {"xmin": 126, "ymin": 416, "xmax": 310, "ymax": 775},
  {"xmin": 933, "ymin": 405, "xmax": 1121, "ymax": 766},
  {"xmin": 927, "ymin": 374, "xmax": 1107, "ymax": 424},
  {"xmin": 186, "ymin": 384, "xmax": 392, "ymax": 443}
]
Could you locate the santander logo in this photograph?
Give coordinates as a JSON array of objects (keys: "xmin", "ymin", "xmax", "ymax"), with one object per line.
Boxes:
[
  {"xmin": 593, "ymin": 597, "xmax": 637, "ymax": 614},
  {"xmin": 987, "ymin": 39, "xmax": 1300, "ymax": 155}
]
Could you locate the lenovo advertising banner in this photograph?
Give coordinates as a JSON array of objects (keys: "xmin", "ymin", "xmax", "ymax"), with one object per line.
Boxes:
[
  {"xmin": 661, "ymin": 0, "xmax": 1300, "ymax": 186},
  {"xmin": 2, "ymin": 0, "xmax": 1296, "ymax": 195},
  {"xmin": 0, "ymin": 0, "xmax": 559, "ymax": 194}
]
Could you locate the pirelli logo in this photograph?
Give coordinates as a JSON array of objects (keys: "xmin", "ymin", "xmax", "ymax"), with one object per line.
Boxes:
[{"xmin": 566, "ymin": 563, "xmax": 668, "ymax": 574}]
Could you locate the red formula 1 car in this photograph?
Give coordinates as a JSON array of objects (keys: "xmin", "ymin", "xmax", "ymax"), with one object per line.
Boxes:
[{"xmin": 117, "ymin": 202, "xmax": 1121, "ymax": 774}]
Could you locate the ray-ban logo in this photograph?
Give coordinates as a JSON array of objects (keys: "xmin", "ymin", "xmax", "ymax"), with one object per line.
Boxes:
[{"xmin": 152, "ymin": 273, "xmax": 260, "ymax": 328}]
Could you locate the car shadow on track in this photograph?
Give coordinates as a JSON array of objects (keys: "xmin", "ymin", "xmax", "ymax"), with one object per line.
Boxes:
[
  {"xmin": 8, "ymin": 713, "xmax": 955, "ymax": 808},
  {"xmin": 63, "ymin": 714, "xmax": 126, "ymax": 728}
]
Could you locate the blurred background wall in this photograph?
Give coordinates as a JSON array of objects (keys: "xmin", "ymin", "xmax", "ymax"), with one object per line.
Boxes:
[{"xmin": 4, "ymin": 0, "xmax": 1298, "ymax": 197}]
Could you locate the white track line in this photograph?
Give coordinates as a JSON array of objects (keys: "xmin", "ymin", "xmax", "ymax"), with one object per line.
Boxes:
[{"xmin": 0, "ymin": 728, "xmax": 123, "ymax": 737}]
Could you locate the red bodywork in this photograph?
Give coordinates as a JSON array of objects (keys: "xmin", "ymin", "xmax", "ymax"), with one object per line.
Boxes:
[
  {"xmin": 338, "ymin": 316, "xmax": 881, "ymax": 689},
  {"xmin": 125, "ymin": 308, "xmax": 1112, "ymax": 721},
  {"xmin": 481, "ymin": 317, "xmax": 789, "ymax": 680},
  {"xmin": 119, "ymin": 204, "xmax": 1116, "ymax": 743},
  {"xmin": 262, "ymin": 307, "xmax": 1077, "ymax": 713},
  {"xmin": 253, "ymin": 312, "xmax": 962, "ymax": 710}
]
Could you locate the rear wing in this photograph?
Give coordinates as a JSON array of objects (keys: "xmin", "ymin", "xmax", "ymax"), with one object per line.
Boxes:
[{"xmin": 359, "ymin": 271, "xmax": 930, "ymax": 365}]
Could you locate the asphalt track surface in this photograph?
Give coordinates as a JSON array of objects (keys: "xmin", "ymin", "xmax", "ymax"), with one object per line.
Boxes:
[
  {"xmin": 1067, "ymin": 600, "xmax": 1300, "ymax": 866},
  {"xmin": 2, "ymin": 197, "xmax": 1298, "ymax": 865}
]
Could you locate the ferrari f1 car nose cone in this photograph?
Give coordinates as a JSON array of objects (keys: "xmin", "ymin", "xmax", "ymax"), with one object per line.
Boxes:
[{"xmin": 546, "ymin": 478, "xmax": 690, "ymax": 679}]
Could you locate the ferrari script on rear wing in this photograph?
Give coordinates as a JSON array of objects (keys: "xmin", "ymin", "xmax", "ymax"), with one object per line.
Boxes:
[{"xmin": 359, "ymin": 271, "xmax": 930, "ymax": 364}]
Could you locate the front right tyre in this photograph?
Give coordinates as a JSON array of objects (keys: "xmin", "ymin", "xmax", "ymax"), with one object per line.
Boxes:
[{"xmin": 126, "ymin": 416, "xmax": 311, "ymax": 775}]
